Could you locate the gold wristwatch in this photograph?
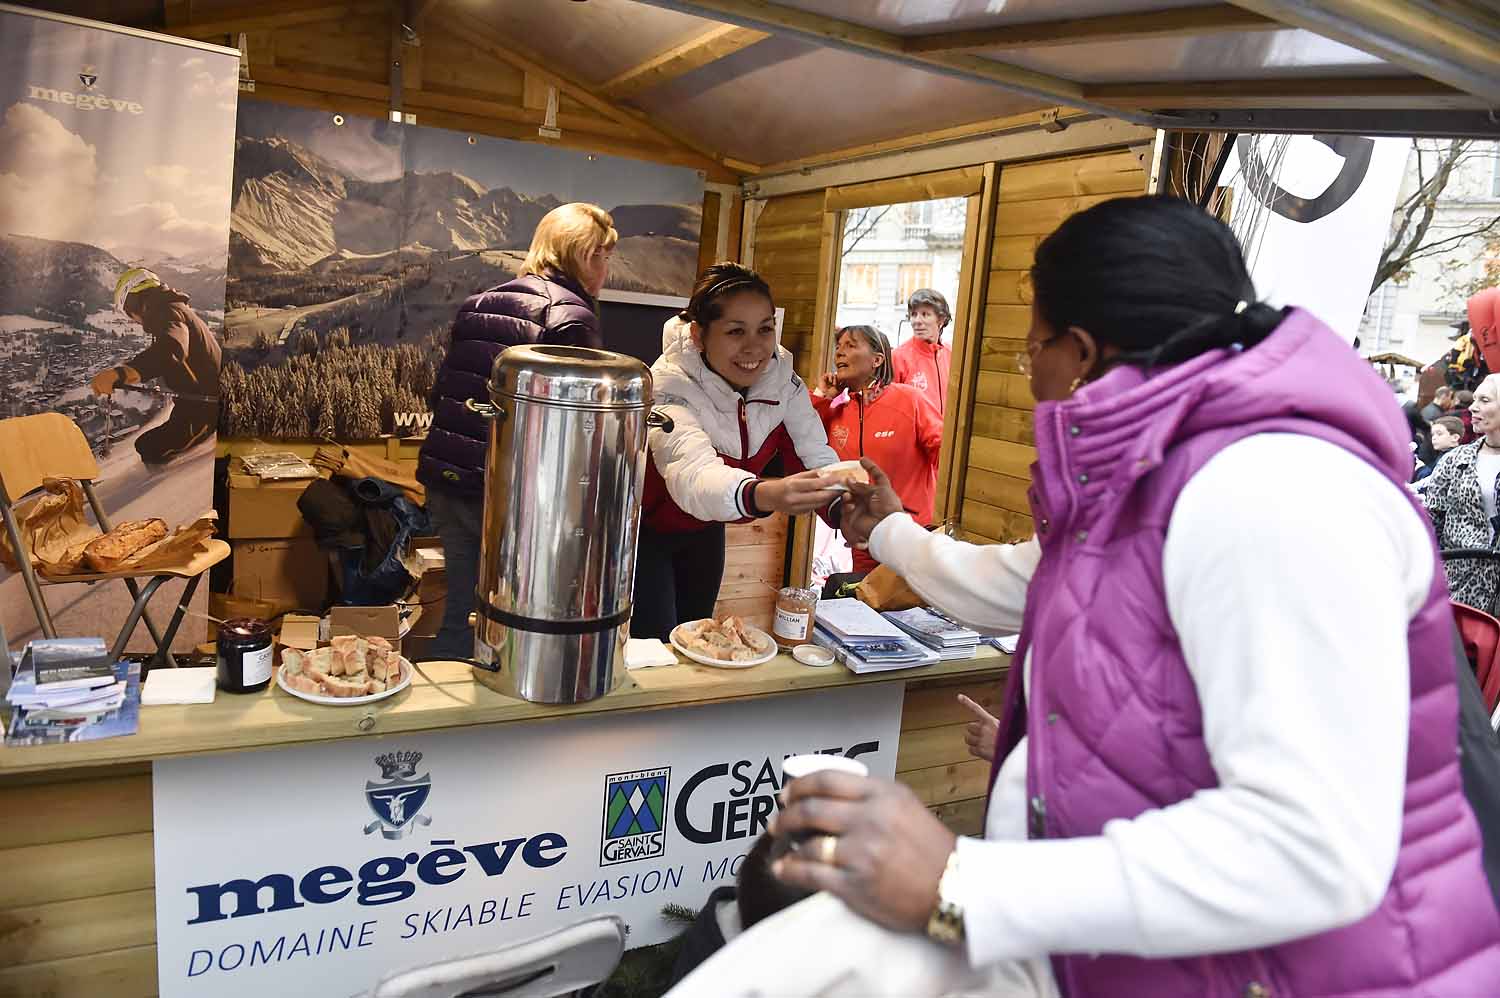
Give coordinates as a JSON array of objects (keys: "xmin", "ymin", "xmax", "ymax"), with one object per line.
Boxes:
[{"xmin": 925, "ymin": 847, "xmax": 965, "ymax": 946}]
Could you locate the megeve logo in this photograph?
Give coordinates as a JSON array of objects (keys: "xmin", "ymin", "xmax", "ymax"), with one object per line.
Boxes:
[
  {"xmin": 184, "ymin": 833, "xmax": 568, "ymax": 925},
  {"xmin": 26, "ymin": 84, "xmax": 144, "ymax": 114}
]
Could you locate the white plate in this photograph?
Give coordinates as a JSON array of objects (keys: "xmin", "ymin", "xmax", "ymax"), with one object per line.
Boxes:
[
  {"xmin": 669, "ymin": 622, "xmax": 778, "ymax": 669},
  {"xmin": 276, "ymin": 658, "xmax": 413, "ymax": 706}
]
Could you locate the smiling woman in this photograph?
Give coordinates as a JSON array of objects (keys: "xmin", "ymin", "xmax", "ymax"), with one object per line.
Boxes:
[{"xmin": 632, "ymin": 263, "xmax": 842, "ymax": 640}]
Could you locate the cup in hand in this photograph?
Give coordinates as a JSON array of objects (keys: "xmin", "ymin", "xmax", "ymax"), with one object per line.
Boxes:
[{"xmin": 774, "ymin": 754, "xmax": 870, "ymax": 862}]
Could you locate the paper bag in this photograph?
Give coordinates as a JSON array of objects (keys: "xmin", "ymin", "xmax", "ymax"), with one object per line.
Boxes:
[
  {"xmin": 0, "ymin": 477, "xmax": 100, "ymax": 575},
  {"xmin": 853, "ymin": 563, "xmax": 923, "ymax": 612}
]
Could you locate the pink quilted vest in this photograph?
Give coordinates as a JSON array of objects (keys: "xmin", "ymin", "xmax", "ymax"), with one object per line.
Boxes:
[{"xmin": 992, "ymin": 309, "xmax": 1500, "ymax": 996}]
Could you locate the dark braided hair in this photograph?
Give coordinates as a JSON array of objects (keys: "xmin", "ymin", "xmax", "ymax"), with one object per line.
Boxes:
[
  {"xmin": 1030, "ymin": 196, "xmax": 1284, "ymax": 371},
  {"xmin": 680, "ymin": 262, "xmax": 774, "ymax": 327},
  {"xmin": 836, "ymin": 325, "xmax": 894, "ymax": 389}
]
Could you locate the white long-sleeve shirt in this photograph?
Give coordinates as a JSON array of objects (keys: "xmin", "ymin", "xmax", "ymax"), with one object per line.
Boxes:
[{"xmin": 869, "ymin": 433, "xmax": 1432, "ymax": 967}]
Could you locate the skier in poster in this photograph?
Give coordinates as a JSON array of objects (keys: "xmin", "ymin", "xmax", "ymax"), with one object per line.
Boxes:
[{"xmin": 90, "ymin": 268, "xmax": 221, "ymax": 466}]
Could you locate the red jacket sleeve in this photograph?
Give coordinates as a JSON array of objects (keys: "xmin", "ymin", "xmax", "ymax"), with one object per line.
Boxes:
[{"xmin": 914, "ymin": 390, "xmax": 944, "ymax": 464}]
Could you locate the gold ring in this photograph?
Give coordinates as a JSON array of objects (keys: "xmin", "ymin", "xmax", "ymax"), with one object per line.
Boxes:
[{"xmin": 816, "ymin": 834, "xmax": 838, "ymax": 867}]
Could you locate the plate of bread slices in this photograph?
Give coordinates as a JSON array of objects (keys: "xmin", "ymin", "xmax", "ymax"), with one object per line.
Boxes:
[
  {"xmin": 277, "ymin": 634, "xmax": 412, "ymax": 705},
  {"xmin": 670, "ymin": 616, "xmax": 777, "ymax": 668}
]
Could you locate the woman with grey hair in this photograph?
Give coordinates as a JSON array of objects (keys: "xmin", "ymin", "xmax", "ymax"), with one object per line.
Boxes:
[
  {"xmin": 893, "ymin": 288, "xmax": 954, "ymax": 415},
  {"xmin": 1422, "ymin": 371, "xmax": 1500, "ymax": 610}
]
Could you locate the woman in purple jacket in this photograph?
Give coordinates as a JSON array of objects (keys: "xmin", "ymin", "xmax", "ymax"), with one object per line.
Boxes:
[
  {"xmin": 416, "ymin": 203, "xmax": 617, "ymax": 659},
  {"xmin": 754, "ymin": 198, "xmax": 1500, "ymax": 996}
]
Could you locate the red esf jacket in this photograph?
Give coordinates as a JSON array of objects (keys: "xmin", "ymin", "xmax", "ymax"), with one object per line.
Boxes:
[
  {"xmin": 811, "ymin": 382, "xmax": 942, "ymax": 573},
  {"xmin": 891, "ymin": 337, "xmax": 951, "ymax": 416}
]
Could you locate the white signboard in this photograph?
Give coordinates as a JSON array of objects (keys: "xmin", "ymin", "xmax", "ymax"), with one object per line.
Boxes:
[
  {"xmin": 152, "ymin": 683, "xmax": 904, "ymax": 997},
  {"xmin": 1224, "ymin": 133, "xmax": 1409, "ymax": 343}
]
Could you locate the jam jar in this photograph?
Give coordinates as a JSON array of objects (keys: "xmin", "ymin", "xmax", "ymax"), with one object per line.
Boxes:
[
  {"xmin": 772, "ymin": 586, "xmax": 819, "ymax": 648},
  {"xmin": 217, "ymin": 617, "xmax": 273, "ymax": 693}
]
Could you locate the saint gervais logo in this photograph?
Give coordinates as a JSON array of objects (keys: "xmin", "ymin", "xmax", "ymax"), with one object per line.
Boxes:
[
  {"xmin": 601, "ymin": 768, "xmax": 670, "ymax": 866},
  {"xmin": 364, "ymin": 751, "xmax": 432, "ymax": 839},
  {"xmin": 79, "ymin": 65, "xmax": 97, "ymax": 90},
  {"xmin": 1236, "ymin": 134, "xmax": 1375, "ymax": 224}
]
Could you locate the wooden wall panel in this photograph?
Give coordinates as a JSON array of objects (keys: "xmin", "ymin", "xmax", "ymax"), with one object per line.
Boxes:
[
  {"xmin": 952, "ymin": 149, "xmax": 1148, "ymax": 543},
  {"xmin": 896, "ymin": 672, "xmax": 1008, "ymax": 837},
  {"xmin": 752, "ymin": 192, "xmax": 829, "ymax": 381},
  {"xmin": 712, "ymin": 514, "xmax": 788, "ymax": 628}
]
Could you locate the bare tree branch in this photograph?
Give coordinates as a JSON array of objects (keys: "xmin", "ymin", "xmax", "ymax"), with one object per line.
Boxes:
[
  {"xmin": 1371, "ymin": 138, "xmax": 1475, "ymax": 292},
  {"xmin": 841, "ymin": 205, "xmax": 893, "ymax": 259}
]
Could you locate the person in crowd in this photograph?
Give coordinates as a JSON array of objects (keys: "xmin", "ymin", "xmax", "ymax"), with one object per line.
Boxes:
[
  {"xmin": 893, "ymin": 289, "xmax": 953, "ymax": 416},
  {"xmin": 1402, "ymin": 400, "xmax": 1437, "ymax": 481},
  {"xmin": 1422, "ymin": 384, "xmax": 1454, "ymax": 422},
  {"xmin": 635, "ymin": 263, "xmax": 840, "ymax": 640},
  {"xmin": 416, "ymin": 202, "xmax": 617, "ymax": 659},
  {"xmin": 812, "ymin": 325, "xmax": 942, "ymax": 576},
  {"xmin": 1422, "ymin": 373, "xmax": 1500, "ymax": 611},
  {"xmin": 755, "ymin": 196, "xmax": 1500, "ymax": 997},
  {"xmin": 667, "ymin": 833, "xmax": 815, "ymax": 987},
  {"xmin": 1458, "ymin": 389, "xmax": 1477, "ymax": 440},
  {"xmin": 1432, "ymin": 415, "xmax": 1465, "ymax": 457},
  {"xmin": 90, "ymin": 267, "xmax": 221, "ymax": 466}
]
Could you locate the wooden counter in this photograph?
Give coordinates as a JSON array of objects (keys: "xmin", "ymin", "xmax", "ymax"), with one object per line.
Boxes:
[{"xmin": 0, "ymin": 651, "xmax": 1007, "ymax": 998}]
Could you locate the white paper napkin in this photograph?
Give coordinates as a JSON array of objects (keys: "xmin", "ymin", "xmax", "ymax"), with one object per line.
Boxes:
[
  {"xmin": 624, "ymin": 639, "xmax": 678, "ymax": 670},
  {"xmin": 141, "ymin": 667, "xmax": 218, "ymax": 705}
]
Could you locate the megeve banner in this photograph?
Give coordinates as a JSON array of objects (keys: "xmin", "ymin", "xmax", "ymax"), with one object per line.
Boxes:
[{"xmin": 152, "ymin": 683, "xmax": 905, "ymax": 996}]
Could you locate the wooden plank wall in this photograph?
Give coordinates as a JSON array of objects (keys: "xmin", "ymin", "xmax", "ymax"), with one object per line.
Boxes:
[
  {"xmin": 0, "ymin": 669, "xmax": 1001, "ymax": 997},
  {"xmin": 752, "ymin": 192, "xmax": 828, "ymax": 380},
  {"xmin": 958, "ymin": 149, "xmax": 1149, "ymax": 543}
]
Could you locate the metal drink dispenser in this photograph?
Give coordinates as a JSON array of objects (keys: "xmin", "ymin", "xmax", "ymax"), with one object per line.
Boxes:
[{"xmin": 467, "ymin": 345, "xmax": 669, "ymax": 703}]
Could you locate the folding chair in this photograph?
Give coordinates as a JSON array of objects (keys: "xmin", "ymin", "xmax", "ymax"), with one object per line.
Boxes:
[
  {"xmin": 366, "ymin": 915, "xmax": 625, "ymax": 998},
  {"xmin": 0, "ymin": 412, "xmax": 229, "ymax": 668}
]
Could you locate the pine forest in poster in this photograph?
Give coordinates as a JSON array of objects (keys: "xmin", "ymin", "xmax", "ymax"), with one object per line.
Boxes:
[{"xmin": 222, "ymin": 99, "xmax": 705, "ymax": 440}]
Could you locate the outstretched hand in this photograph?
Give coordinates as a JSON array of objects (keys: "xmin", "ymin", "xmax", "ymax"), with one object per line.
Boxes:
[
  {"xmin": 841, "ymin": 458, "xmax": 905, "ymax": 548},
  {"xmin": 957, "ymin": 693, "xmax": 1000, "ymax": 763}
]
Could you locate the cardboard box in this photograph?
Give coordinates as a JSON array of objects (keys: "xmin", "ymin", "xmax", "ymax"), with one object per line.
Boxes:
[
  {"xmin": 227, "ymin": 473, "xmax": 314, "ymax": 539},
  {"xmin": 232, "ymin": 538, "xmax": 328, "ymax": 616},
  {"xmin": 278, "ymin": 614, "xmax": 321, "ymax": 651},
  {"xmin": 407, "ymin": 568, "xmax": 447, "ymax": 639},
  {"xmin": 329, "ymin": 604, "xmax": 417, "ymax": 653}
]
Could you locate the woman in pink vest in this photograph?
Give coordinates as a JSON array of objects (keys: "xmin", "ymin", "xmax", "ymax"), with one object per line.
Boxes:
[{"xmin": 764, "ymin": 197, "xmax": 1500, "ymax": 996}]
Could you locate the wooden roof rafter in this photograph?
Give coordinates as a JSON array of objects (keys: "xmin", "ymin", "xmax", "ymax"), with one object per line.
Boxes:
[
  {"xmin": 902, "ymin": 5, "xmax": 1279, "ymax": 53},
  {"xmin": 601, "ymin": 23, "xmax": 770, "ymax": 101},
  {"xmin": 438, "ymin": 6, "xmax": 757, "ymax": 175}
]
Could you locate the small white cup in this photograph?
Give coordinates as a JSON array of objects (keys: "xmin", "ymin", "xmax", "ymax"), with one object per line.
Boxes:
[{"xmin": 781, "ymin": 753, "xmax": 869, "ymax": 783}]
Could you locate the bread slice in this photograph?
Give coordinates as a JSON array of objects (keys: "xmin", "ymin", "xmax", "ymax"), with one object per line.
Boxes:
[
  {"xmin": 820, "ymin": 460, "xmax": 870, "ymax": 491},
  {"xmin": 83, "ymin": 519, "xmax": 168, "ymax": 572}
]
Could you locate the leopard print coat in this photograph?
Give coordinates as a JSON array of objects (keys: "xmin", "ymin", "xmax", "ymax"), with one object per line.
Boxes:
[{"xmin": 1422, "ymin": 440, "xmax": 1500, "ymax": 610}]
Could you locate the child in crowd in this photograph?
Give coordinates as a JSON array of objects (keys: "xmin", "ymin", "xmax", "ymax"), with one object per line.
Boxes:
[
  {"xmin": 1418, "ymin": 415, "xmax": 1465, "ymax": 480},
  {"xmin": 666, "ymin": 833, "xmax": 814, "ymax": 987}
]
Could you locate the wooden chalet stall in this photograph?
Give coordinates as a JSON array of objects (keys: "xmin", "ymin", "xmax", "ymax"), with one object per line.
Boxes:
[{"xmin": 1, "ymin": 0, "xmax": 1496, "ymax": 994}]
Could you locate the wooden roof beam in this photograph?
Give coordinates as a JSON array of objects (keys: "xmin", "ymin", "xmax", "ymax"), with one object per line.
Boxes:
[
  {"xmin": 625, "ymin": 0, "xmax": 1155, "ymax": 124},
  {"xmin": 166, "ymin": 1, "xmax": 366, "ymax": 40},
  {"xmin": 439, "ymin": 7, "xmax": 754, "ymax": 176},
  {"xmin": 602, "ymin": 24, "xmax": 770, "ymax": 101},
  {"xmin": 1085, "ymin": 74, "xmax": 1480, "ymax": 109},
  {"xmin": 1225, "ymin": 0, "xmax": 1500, "ymax": 103},
  {"xmin": 904, "ymin": 5, "xmax": 1278, "ymax": 53}
]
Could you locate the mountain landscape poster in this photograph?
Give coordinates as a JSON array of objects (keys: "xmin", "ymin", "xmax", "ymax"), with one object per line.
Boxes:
[
  {"xmin": 223, "ymin": 99, "xmax": 705, "ymax": 440},
  {"xmin": 0, "ymin": 7, "xmax": 235, "ymax": 651}
]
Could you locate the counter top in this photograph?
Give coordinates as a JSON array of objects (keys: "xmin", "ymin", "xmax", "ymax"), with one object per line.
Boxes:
[{"xmin": 0, "ymin": 650, "xmax": 1009, "ymax": 776}]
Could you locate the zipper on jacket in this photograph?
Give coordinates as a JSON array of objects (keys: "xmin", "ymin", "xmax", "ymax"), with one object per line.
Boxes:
[
  {"xmin": 857, "ymin": 393, "xmax": 866, "ymax": 456},
  {"xmin": 737, "ymin": 397, "xmax": 750, "ymax": 460}
]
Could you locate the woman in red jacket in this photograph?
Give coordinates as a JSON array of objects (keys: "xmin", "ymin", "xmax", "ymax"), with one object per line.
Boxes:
[{"xmin": 813, "ymin": 325, "xmax": 943, "ymax": 574}]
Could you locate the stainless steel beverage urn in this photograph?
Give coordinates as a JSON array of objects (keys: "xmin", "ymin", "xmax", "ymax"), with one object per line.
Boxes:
[{"xmin": 468, "ymin": 344, "xmax": 668, "ymax": 704}]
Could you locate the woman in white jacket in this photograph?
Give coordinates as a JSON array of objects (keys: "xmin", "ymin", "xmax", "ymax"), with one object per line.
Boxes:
[{"xmin": 634, "ymin": 263, "xmax": 841, "ymax": 639}]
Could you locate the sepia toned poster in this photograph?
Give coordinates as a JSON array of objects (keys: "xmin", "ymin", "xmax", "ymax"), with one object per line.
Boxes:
[
  {"xmin": 0, "ymin": 5, "xmax": 236, "ymax": 649},
  {"xmin": 222, "ymin": 99, "xmax": 705, "ymax": 440}
]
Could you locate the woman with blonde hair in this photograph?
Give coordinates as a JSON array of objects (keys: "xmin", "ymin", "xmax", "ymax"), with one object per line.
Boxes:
[{"xmin": 418, "ymin": 202, "xmax": 618, "ymax": 658}]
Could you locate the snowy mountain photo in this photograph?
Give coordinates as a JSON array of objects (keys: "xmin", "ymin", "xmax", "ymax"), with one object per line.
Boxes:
[{"xmin": 223, "ymin": 99, "xmax": 704, "ymax": 439}]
